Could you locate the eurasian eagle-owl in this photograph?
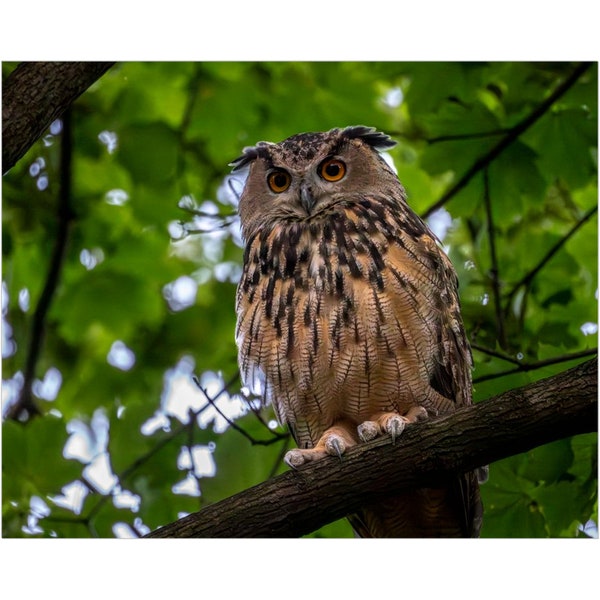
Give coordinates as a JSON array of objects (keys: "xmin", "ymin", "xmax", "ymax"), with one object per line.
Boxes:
[{"xmin": 232, "ymin": 126, "xmax": 483, "ymax": 537}]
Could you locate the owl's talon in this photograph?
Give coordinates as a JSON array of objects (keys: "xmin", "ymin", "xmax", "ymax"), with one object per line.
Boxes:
[
  {"xmin": 357, "ymin": 421, "xmax": 379, "ymax": 442},
  {"xmin": 326, "ymin": 436, "xmax": 345, "ymax": 460},
  {"xmin": 284, "ymin": 449, "xmax": 306, "ymax": 469},
  {"xmin": 358, "ymin": 409, "xmax": 428, "ymax": 446},
  {"xmin": 408, "ymin": 406, "xmax": 429, "ymax": 422},
  {"xmin": 387, "ymin": 417, "xmax": 406, "ymax": 445}
]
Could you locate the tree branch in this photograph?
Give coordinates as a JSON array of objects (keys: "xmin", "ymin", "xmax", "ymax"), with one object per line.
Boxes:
[
  {"xmin": 6, "ymin": 109, "xmax": 75, "ymax": 421},
  {"xmin": 421, "ymin": 62, "xmax": 592, "ymax": 218},
  {"xmin": 472, "ymin": 347, "xmax": 597, "ymax": 383},
  {"xmin": 2, "ymin": 61, "xmax": 114, "ymax": 173},
  {"xmin": 483, "ymin": 167, "xmax": 508, "ymax": 349},
  {"xmin": 504, "ymin": 204, "xmax": 598, "ymax": 307},
  {"xmin": 146, "ymin": 358, "xmax": 597, "ymax": 538}
]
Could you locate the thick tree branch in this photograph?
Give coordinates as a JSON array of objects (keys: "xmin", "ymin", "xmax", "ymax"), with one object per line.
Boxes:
[
  {"xmin": 146, "ymin": 358, "xmax": 597, "ymax": 538},
  {"xmin": 2, "ymin": 61, "xmax": 114, "ymax": 173}
]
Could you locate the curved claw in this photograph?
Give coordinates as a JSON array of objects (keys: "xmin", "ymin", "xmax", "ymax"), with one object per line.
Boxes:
[
  {"xmin": 284, "ymin": 449, "xmax": 305, "ymax": 469},
  {"xmin": 357, "ymin": 421, "xmax": 379, "ymax": 443},
  {"xmin": 388, "ymin": 417, "xmax": 406, "ymax": 445},
  {"xmin": 328, "ymin": 437, "xmax": 345, "ymax": 460}
]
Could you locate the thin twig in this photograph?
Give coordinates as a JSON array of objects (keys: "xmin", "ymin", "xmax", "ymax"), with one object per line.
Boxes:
[
  {"xmin": 426, "ymin": 128, "xmax": 511, "ymax": 144},
  {"xmin": 483, "ymin": 167, "xmax": 508, "ymax": 350},
  {"xmin": 175, "ymin": 65, "xmax": 204, "ymax": 196},
  {"xmin": 384, "ymin": 127, "xmax": 511, "ymax": 144},
  {"xmin": 194, "ymin": 377, "xmax": 288, "ymax": 446},
  {"xmin": 84, "ymin": 371, "xmax": 241, "ymax": 523},
  {"xmin": 473, "ymin": 348, "xmax": 597, "ymax": 383},
  {"xmin": 470, "ymin": 343, "xmax": 522, "ymax": 366},
  {"xmin": 421, "ymin": 62, "xmax": 592, "ymax": 218},
  {"xmin": 504, "ymin": 204, "xmax": 598, "ymax": 308}
]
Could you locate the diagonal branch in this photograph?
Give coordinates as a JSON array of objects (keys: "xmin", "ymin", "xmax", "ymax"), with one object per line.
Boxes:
[
  {"xmin": 504, "ymin": 204, "xmax": 598, "ymax": 307},
  {"xmin": 146, "ymin": 359, "xmax": 597, "ymax": 538},
  {"xmin": 421, "ymin": 62, "xmax": 592, "ymax": 218},
  {"xmin": 2, "ymin": 61, "xmax": 114, "ymax": 173}
]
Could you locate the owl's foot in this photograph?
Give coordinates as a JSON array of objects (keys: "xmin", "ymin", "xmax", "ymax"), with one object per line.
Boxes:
[
  {"xmin": 284, "ymin": 425, "xmax": 357, "ymax": 469},
  {"xmin": 357, "ymin": 406, "xmax": 428, "ymax": 444}
]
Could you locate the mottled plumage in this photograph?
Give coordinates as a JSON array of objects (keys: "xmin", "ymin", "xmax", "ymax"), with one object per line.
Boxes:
[{"xmin": 232, "ymin": 126, "xmax": 483, "ymax": 537}]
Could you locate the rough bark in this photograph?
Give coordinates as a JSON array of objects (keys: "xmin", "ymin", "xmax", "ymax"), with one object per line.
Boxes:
[
  {"xmin": 2, "ymin": 61, "xmax": 114, "ymax": 173},
  {"xmin": 146, "ymin": 358, "xmax": 597, "ymax": 538}
]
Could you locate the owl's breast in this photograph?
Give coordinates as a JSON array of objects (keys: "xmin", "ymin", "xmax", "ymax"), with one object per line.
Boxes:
[{"xmin": 238, "ymin": 200, "xmax": 452, "ymax": 424}]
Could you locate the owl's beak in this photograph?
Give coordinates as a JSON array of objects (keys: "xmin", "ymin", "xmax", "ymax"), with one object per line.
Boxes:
[{"xmin": 300, "ymin": 184, "xmax": 316, "ymax": 215}]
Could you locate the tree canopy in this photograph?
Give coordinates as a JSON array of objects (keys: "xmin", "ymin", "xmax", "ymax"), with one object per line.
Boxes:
[{"xmin": 2, "ymin": 61, "xmax": 597, "ymax": 539}]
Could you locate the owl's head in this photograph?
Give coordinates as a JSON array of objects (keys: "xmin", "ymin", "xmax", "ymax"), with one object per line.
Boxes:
[{"xmin": 231, "ymin": 126, "xmax": 401, "ymax": 241}]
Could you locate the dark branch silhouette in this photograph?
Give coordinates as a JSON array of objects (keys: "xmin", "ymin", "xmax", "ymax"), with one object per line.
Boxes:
[
  {"xmin": 7, "ymin": 110, "xmax": 75, "ymax": 420},
  {"xmin": 146, "ymin": 358, "xmax": 597, "ymax": 538},
  {"xmin": 472, "ymin": 348, "xmax": 597, "ymax": 383},
  {"xmin": 504, "ymin": 204, "xmax": 598, "ymax": 308},
  {"xmin": 421, "ymin": 62, "xmax": 592, "ymax": 218},
  {"xmin": 483, "ymin": 167, "xmax": 508, "ymax": 350}
]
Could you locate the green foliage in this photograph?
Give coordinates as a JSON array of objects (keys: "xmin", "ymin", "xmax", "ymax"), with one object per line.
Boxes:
[{"xmin": 2, "ymin": 62, "xmax": 597, "ymax": 538}]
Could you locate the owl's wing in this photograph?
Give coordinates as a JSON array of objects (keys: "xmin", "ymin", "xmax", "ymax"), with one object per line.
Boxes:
[
  {"xmin": 429, "ymin": 247, "xmax": 473, "ymax": 408},
  {"xmin": 346, "ymin": 228, "xmax": 482, "ymax": 537},
  {"xmin": 426, "ymin": 244, "xmax": 485, "ymax": 536}
]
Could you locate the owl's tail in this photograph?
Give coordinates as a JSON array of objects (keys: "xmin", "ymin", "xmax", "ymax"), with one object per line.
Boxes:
[{"xmin": 348, "ymin": 470, "xmax": 483, "ymax": 538}]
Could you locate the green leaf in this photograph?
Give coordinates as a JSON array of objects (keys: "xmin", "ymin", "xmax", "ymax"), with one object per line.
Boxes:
[
  {"xmin": 117, "ymin": 122, "xmax": 179, "ymax": 186},
  {"xmin": 524, "ymin": 107, "xmax": 597, "ymax": 189},
  {"xmin": 2, "ymin": 416, "xmax": 81, "ymax": 502},
  {"xmin": 488, "ymin": 141, "xmax": 547, "ymax": 227},
  {"xmin": 518, "ymin": 439, "xmax": 574, "ymax": 485},
  {"xmin": 531, "ymin": 481, "xmax": 587, "ymax": 537},
  {"xmin": 54, "ymin": 270, "xmax": 163, "ymax": 343}
]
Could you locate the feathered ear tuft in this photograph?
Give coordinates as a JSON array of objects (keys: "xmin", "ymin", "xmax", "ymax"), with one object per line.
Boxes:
[
  {"xmin": 229, "ymin": 141, "xmax": 274, "ymax": 171},
  {"xmin": 342, "ymin": 125, "xmax": 397, "ymax": 151}
]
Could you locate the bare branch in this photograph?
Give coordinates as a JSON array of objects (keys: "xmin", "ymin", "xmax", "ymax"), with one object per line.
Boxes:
[
  {"xmin": 7, "ymin": 109, "xmax": 75, "ymax": 421},
  {"xmin": 426, "ymin": 128, "xmax": 511, "ymax": 144},
  {"xmin": 146, "ymin": 359, "xmax": 597, "ymax": 538},
  {"xmin": 473, "ymin": 348, "xmax": 597, "ymax": 383},
  {"xmin": 421, "ymin": 62, "xmax": 593, "ymax": 218},
  {"xmin": 193, "ymin": 376, "xmax": 289, "ymax": 446},
  {"xmin": 470, "ymin": 343, "xmax": 522, "ymax": 365},
  {"xmin": 483, "ymin": 168, "xmax": 508, "ymax": 350},
  {"xmin": 504, "ymin": 204, "xmax": 598, "ymax": 307}
]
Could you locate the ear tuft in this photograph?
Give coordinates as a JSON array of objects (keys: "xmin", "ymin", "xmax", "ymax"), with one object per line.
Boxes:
[
  {"xmin": 342, "ymin": 125, "xmax": 396, "ymax": 151},
  {"xmin": 229, "ymin": 141, "xmax": 274, "ymax": 171}
]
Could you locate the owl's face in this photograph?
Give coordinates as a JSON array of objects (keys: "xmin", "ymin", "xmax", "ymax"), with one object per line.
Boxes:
[{"xmin": 231, "ymin": 126, "xmax": 400, "ymax": 241}]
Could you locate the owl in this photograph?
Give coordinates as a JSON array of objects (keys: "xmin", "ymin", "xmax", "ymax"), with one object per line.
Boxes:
[{"xmin": 232, "ymin": 126, "xmax": 483, "ymax": 537}]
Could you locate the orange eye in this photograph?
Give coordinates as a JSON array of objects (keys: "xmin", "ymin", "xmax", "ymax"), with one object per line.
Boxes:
[
  {"xmin": 319, "ymin": 158, "xmax": 346, "ymax": 182},
  {"xmin": 267, "ymin": 170, "xmax": 291, "ymax": 193}
]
